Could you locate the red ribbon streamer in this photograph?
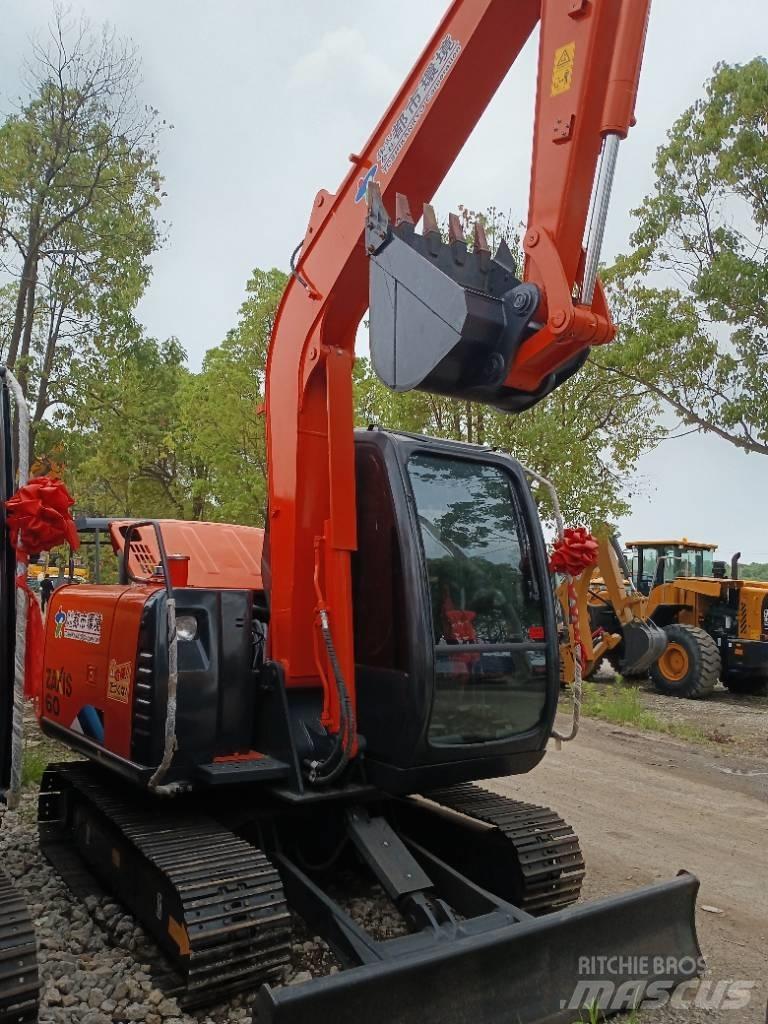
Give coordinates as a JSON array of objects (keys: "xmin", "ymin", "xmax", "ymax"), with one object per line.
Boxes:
[
  {"xmin": 549, "ymin": 527, "xmax": 600, "ymax": 670},
  {"xmin": 15, "ymin": 574, "xmax": 43, "ymax": 701}
]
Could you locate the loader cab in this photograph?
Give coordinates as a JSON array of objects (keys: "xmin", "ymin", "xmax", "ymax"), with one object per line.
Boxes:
[
  {"xmin": 628, "ymin": 540, "xmax": 717, "ymax": 595},
  {"xmin": 352, "ymin": 429, "xmax": 557, "ymax": 791}
]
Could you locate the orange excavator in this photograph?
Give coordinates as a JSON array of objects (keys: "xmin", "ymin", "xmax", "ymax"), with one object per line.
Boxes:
[{"xmin": 3, "ymin": 3, "xmax": 703, "ymax": 1022}]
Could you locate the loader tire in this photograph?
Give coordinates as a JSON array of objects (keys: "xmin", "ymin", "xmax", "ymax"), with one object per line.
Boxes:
[
  {"xmin": 723, "ymin": 673, "xmax": 768, "ymax": 696},
  {"xmin": 650, "ymin": 624, "xmax": 720, "ymax": 698}
]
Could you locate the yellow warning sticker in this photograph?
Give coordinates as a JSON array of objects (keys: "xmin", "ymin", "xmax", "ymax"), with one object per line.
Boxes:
[{"xmin": 551, "ymin": 42, "xmax": 576, "ymax": 96}]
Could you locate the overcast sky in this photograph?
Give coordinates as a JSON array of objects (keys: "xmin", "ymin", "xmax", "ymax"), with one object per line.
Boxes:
[{"xmin": 2, "ymin": 1, "xmax": 768, "ymax": 560}]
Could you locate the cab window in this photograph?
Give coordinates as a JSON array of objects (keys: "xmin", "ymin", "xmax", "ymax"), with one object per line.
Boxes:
[{"xmin": 407, "ymin": 454, "xmax": 548, "ymax": 746}]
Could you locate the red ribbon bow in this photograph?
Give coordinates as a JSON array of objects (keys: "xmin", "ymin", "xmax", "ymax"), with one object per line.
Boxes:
[
  {"xmin": 549, "ymin": 526, "xmax": 599, "ymax": 577},
  {"xmin": 4, "ymin": 476, "xmax": 79, "ymax": 704},
  {"xmin": 5, "ymin": 476, "xmax": 80, "ymax": 556}
]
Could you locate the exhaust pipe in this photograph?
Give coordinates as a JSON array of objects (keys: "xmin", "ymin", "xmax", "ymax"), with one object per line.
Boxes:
[{"xmin": 731, "ymin": 552, "xmax": 741, "ymax": 580}]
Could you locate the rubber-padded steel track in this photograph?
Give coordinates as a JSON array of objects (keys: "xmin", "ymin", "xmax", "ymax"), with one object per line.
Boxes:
[
  {"xmin": 421, "ymin": 783, "xmax": 585, "ymax": 913},
  {"xmin": 39, "ymin": 763, "xmax": 291, "ymax": 1006},
  {"xmin": 0, "ymin": 868, "xmax": 38, "ymax": 1024}
]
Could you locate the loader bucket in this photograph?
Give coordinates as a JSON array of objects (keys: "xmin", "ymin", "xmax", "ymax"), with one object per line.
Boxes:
[
  {"xmin": 365, "ymin": 184, "xmax": 586, "ymax": 413},
  {"xmin": 620, "ymin": 618, "xmax": 668, "ymax": 676},
  {"xmin": 255, "ymin": 871, "xmax": 701, "ymax": 1024}
]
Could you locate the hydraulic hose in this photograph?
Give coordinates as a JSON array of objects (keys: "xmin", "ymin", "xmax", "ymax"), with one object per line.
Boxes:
[{"xmin": 305, "ymin": 608, "xmax": 356, "ymax": 786}]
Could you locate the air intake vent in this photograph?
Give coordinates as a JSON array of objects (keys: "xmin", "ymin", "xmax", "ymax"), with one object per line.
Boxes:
[{"xmin": 131, "ymin": 646, "xmax": 155, "ymax": 765}]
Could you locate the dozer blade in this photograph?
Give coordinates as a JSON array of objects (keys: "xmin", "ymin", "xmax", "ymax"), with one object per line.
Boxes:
[
  {"xmin": 255, "ymin": 872, "xmax": 701, "ymax": 1024},
  {"xmin": 365, "ymin": 183, "xmax": 586, "ymax": 413},
  {"xmin": 620, "ymin": 619, "xmax": 668, "ymax": 676}
]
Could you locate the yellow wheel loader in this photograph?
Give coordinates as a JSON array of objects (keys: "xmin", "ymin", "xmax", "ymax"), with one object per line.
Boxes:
[{"xmin": 626, "ymin": 540, "xmax": 768, "ymax": 698}]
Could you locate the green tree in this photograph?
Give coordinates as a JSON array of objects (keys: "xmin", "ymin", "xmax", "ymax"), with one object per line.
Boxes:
[
  {"xmin": 354, "ymin": 354, "xmax": 658, "ymax": 525},
  {"xmin": 740, "ymin": 563, "xmax": 768, "ymax": 581},
  {"xmin": 602, "ymin": 58, "xmax": 768, "ymax": 455},
  {"xmin": 46, "ymin": 336, "xmax": 191, "ymax": 519},
  {"xmin": 0, "ymin": 6, "xmax": 164, "ymax": 445},
  {"xmin": 180, "ymin": 267, "xmax": 287, "ymax": 525}
]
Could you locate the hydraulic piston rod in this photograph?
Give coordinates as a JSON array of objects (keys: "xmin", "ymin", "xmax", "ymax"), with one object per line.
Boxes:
[{"xmin": 581, "ymin": 133, "xmax": 621, "ymax": 307}]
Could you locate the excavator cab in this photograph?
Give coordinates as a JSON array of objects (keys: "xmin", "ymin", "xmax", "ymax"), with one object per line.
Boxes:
[{"xmin": 352, "ymin": 429, "xmax": 557, "ymax": 790}]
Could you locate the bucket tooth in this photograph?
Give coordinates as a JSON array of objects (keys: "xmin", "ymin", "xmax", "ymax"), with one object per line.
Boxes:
[
  {"xmin": 473, "ymin": 220, "xmax": 490, "ymax": 272},
  {"xmin": 395, "ymin": 193, "xmax": 415, "ymax": 228},
  {"xmin": 422, "ymin": 203, "xmax": 441, "ymax": 256},
  {"xmin": 366, "ymin": 181, "xmax": 390, "ymax": 251},
  {"xmin": 422, "ymin": 202, "xmax": 439, "ymax": 237},
  {"xmin": 448, "ymin": 212, "xmax": 464, "ymax": 243},
  {"xmin": 448, "ymin": 213, "xmax": 467, "ymax": 265},
  {"xmin": 492, "ymin": 237, "xmax": 517, "ymax": 276},
  {"xmin": 473, "ymin": 219, "xmax": 490, "ymax": 253}
]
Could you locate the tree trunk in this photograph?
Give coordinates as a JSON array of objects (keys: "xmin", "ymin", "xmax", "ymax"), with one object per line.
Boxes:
[
  {"xmin": 475, "ymin": 404, "xmax": 485, "ymax": 444},
  {"xmin": 16, "ymin": 258, "xmax": 38, "ymax": 396},
  {"xmin": 6, "ymin": 255, "xmax": 34, "ymax": 368},
  {"xmin": 7, "ymin": 212, "xmax": 41, "ymax": 368},
  {"xmin": 32, "ymin": 301, "xmax": 65, "ymax": 432},
  {"xmin": 451, "ymin": 407, "xmax": 462, "ymax": 440}
]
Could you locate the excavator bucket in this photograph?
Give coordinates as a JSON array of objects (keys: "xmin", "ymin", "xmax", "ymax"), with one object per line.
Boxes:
[
  {"xmin": 255, "ymin": 870, "xmax": 702, "ymax": 1024},
  {"xmin": 620, "ymin": 618, "xmax": 668, "ymax": 676},
  {"xmin": 365, "ymin": 184, "xmax": 586, "ymax": 413}
]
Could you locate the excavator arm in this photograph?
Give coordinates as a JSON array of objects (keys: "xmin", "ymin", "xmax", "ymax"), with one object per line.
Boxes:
[{"xmin": 266, "ymin": 0, "xmax": 651, "ymax": 734}]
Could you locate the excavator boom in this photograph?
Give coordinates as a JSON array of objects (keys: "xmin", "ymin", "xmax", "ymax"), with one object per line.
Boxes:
[{"xmin": 267, "ymin": 0, "xmax": 652, "ymax": 729}]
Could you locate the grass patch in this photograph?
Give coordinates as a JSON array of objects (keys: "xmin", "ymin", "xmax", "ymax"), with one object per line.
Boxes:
[
  {"xmin": 580, "ymin": 682, "xmax": 708, "ymax": 744},
  {"xmin": 22, "ymin": 744, "xmax": 50, "ymax": 787},
  {"xmin": 572, "ymin": 1001, "xmax": 642, "ymax": 1024}
]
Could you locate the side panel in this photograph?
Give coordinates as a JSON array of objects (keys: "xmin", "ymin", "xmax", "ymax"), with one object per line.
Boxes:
[
  {"xmin": 40, "ymin": 585, "xmax": 151, "ymax": 758},
  {"xmin": 739, "ymin": 585, "xmax": 768, "ymax": 641},
  {"xmin": 41, "ymin": 582, "xmax": 258, "ymax": 777}
]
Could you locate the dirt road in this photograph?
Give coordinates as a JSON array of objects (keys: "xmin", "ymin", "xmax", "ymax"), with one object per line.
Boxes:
[{"xmin": 487, "ymin": 717, "xmax": 768, "ymax": 1022}]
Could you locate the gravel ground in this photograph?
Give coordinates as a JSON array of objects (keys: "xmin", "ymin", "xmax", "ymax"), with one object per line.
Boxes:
[
  {"xmin": 2, "ymin": 687, "xmax": 765, "ymax": 1023},
  {"xmin": 0, "ymin": 771, "xmax": 408, "ymax": 1024}
]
